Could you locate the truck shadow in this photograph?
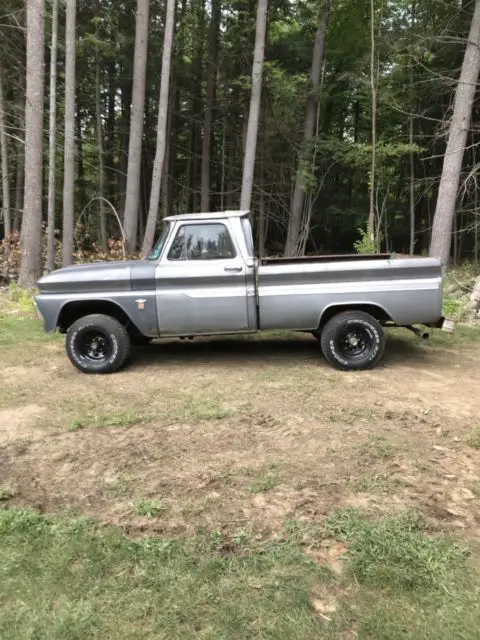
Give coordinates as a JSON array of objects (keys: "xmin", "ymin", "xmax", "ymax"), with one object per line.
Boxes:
[{"xmin": 130, "ymin": 333, "xmax": 438, "ymax": 370}]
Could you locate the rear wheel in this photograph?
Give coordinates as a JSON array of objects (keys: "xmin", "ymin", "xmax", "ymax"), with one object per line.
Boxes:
[
  {"xmin": 320, "ymin": 311, "xmax": 385, "ymax": 371},
  {"xmin": 66, "ymin": 314, "xmax": 130, "ymax": 374}
]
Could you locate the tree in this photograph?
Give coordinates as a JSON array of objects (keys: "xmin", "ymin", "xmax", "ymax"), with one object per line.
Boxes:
[
  {"xmin": 124, "ymin": 0, "xmax": 150, "ymax": 253},
  {"xmin": 47, "ymin": 0, "xmax": 59, "ymax": 271},
  {"xmin": 240, "ymin": 0, "xmax": 268, "ymax": 212},
  {"xmin": 62, "ymin": 0, "xmax": 77, "ymax": 267},
  {"xmin": 430, "ymin": 0, "xmax": 480, "ymax": 265},
  {"xmin": 368, "ymin": 0, "xmax": 377, "ymax": 248},
  {"xmin": 284, "ymin": 4, "xmax": 328, "ymax": 256},
  {"xmin": 142, "ymin": 0, "xmax": 175, "ymax": 256},
  {"xmin": 95, "ymin": 39, "xmax": 107, "ymax": 251},
  {"xmin": 0, "ymin": 61, "xmax": 10, "ymax": 240},
  {"xmin": 18, "ymin": 0, "xmax": 45, "ymax": 287},
  {"xmin": 201, "ymin": 0, "xmax": 220, "ymax": 212}
]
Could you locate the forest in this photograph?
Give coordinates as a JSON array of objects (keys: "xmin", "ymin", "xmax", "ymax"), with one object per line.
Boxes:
[{"xmin": 1, "ymin": 0, "xmax": 480, "ymax": 286}]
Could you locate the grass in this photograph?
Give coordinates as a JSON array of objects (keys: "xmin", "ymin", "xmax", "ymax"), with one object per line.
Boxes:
[
  {"xmin": 466, "ymin": 427, "xmax": 480, "ymax": 450},
  {"xmin": 0, "ymin": 508, "xmax": 324, "ymax": 640},
  {"xmin": 362, "ymin": 435, "xmax": 396, "ymax": 460},
  {"xmin": 133, "ymin": 499, "xmax": 168, "ymax": 518},
  {"xmin": 69, "ymin": 411, "xmax": 151, "ymax": 431},
  {"xmin": 321, "ymin": 508, "xmax": 480, "ymax": 639},
  {"xmin": 350, "ymin": 472, "xmax": 401, "ymax": 494},
  {"xmin": 1, "ymin": 507, "xmax": 479, "ymax": 639},
  {"xmin": 249, "ymin": 464, "xmax": 281, "ymax": 493}
]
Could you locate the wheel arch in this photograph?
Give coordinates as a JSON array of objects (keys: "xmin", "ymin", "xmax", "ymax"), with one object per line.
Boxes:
[
  {"xmin": 318, "ymin": 302, "xmax": 393, "ymax": 329},
  {"xmin": 57, "ymin": 299, "xmax": 142, "ymax": 335}
]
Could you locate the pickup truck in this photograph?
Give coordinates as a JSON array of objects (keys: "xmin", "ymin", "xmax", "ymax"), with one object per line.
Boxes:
[{"xmin": 35, "ymin": 210, "xmax": 448, "ymax": 374}]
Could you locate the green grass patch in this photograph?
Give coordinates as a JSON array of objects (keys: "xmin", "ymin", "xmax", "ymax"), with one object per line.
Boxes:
[
  {"xmin": 249, "ymin": 463, "xmax": 281, "ymax": 493},
  {"xmin": 466, "ymin": 427, "xmax": 480, "ymax": 450},
  {"xmin": 1, "ymin": 508, "xmax": 479, "ymax": 639},
  {"xmin": 324, "ymin": 509, "xmax": 467, "ymax": 593},
  {"xmin": 0, "ymin": 508, "xmax": 325, "ymax": 640},
  {"xmin": 362, "ymin": 435, "xmax": 396, "ymax": 460},
  {"xmin": 69, "ymin": 411, "xmax": 151, "ymax": 432},
  {"xmin": 350, "ymin": 473, "xmax": 401, "ymax": 494},
  {"xmin": 0, "ymin": 314, "xmax": 59, "ymax": 347},
  {"xmin": 133, "ymin": 499, "xmax": 168, "ymax": 518},
  {"xmin": 321, "ymin": 509, "xmax": 480, "ymax": 639}
]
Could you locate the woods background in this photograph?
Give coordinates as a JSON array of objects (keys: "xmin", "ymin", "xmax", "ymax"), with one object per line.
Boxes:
[{"xmin": 1, "ymin": 0, "xmax": 480, "ymax": 286}]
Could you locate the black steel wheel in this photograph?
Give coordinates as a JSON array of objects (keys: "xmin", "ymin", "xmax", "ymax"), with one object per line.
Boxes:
[
  {"xmin": 320, "ymin": 311, "xmax": 385, "ymax": 371},
  {"xmin": 66, "ymin": 314, "xmax": 130, "ymax": 374}
]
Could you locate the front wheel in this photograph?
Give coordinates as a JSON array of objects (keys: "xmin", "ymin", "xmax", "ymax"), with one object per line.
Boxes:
[
  {"xmin": 66, "ymin": 314, "xmax": 130, "ymax": 374},
  {"xmin": 320, "ymin": 311, "xmax": 385, "ymax": 371}
]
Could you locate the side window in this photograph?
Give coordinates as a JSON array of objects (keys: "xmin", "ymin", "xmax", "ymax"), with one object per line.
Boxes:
[{"xmin": 168, "ymin": 224, "xmax": 237, "ymax": 261}]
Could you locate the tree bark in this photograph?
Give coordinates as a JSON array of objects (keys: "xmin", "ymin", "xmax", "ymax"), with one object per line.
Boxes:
[
  {"xmin": 13, "ymin": 151, "xmax": 24, "ymax": 232},
  {"xmin": 200, "ymin": 0, "xmax": 220, "ymax": 212},
  {"xmin": 142, "ymin": 0, "xmax": 175, "ymax": 255},
  {"xmin": 46, "ymin": 0, "xmax": 59, "ymax": 271},
  {"xmin": 62, "ymin": 0, "xmax": 76, "ymax": 267},
  {"xmin": 409, "ymin": 1, "xmax": 416, "ymax": 255},
  {"xmin": 430, "ymin": 0, "xmax": 480, "ymax": 265},
  {"xmin": 240, "ymin": 0, "xmax": 268, "ymax": 212},
  {"xmin": 0, "ymin": 61, "xmax": 11, "ymax": 240},
  {"xmin": 283, "ymin": 8, "xmax": 327, "ymax": 256},
  {"xmin": 18, "ymin": 0, "xmax": 45, "ymax": 287},
  {"xmin": 368, "ymin": 0, "xmax": 377, "ymax": 247},
  {"xmin": 124, "ymin": 0, "xmax": 150, "ymax": 253},
  {"xmin": 96, "ymin": 46, "xmax": 107, "ymax": 250}
]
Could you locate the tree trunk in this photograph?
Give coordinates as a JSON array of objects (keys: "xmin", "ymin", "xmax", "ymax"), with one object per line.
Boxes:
[
  {"xmin": 13, "ymin": 151, "xmax": 24, "ymax": 232},
  {"xmin": 200, "ymin": 0, "xmax": 220, "ymax": 212},
  {"xmin": 0, "ymin": 61, "xmax": 11, "ymax": 240},
  {"xmin": 62, "ymin": 0, "xmax": 76, "ymax": 267},
  {"xmin": 240, "ymin": 0, "xmax": 268, "ymax": 211},
  {"xmin": 46, "ymin": 0, "xmax": 59, "ymax": 271},
  {"xmin": 409, "ymin": 1, "xmax": 416, "ymax": 256},
  {"xmin": 283, "ymin": 8, "xmax": 327, "ymax": 255},
  {"xmin": 142, "ymin": 0, "xmax": 175, "ymax": 255},
  {"xmin": 96, "ymin": 46, "xmax": 107, "ymax": 250},
  {"xmin": 188, "ymin": 0, "xmax": 205, "ymax": 213},
  {"xmin": 430, "ymin": 0, "xmax": 480, "ymax": 265},
  {"xmin": 368, "ymin": 0, "xmax": 377, "ymax": 247},
  {"xmin": 124, "ymin": 0, "xmax": 150, "ymax": 253},
  {"xmin": 18, "ymin": 0, "xmax": 45, "ymax": 287}
]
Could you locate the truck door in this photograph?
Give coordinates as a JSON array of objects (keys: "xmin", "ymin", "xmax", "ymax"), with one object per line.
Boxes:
[{"xmin": 155, "ymin": 221, "xmax": 250, "ymax": 334}]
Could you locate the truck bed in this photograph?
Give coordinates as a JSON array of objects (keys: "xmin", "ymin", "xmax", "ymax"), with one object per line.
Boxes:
[{"xmin": 257, "ymin": 255, "xmax": 443, "ymax": 331}]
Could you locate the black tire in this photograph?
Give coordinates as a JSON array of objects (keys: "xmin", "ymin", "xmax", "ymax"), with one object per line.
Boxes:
[
  {"xmin": 66, "ymin": 314, "xmax": 130, "ymax": 374},
  {"xmin": 320, "ymin": 311, "xmax": 385, "ymax": 371}
]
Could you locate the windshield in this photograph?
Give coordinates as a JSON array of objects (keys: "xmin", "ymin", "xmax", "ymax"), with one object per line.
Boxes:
[{"xmin": 148, "ymin": 223, "xmax": 171, "ymax": 260}]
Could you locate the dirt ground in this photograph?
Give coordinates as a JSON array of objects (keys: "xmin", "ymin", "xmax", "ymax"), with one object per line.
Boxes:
[{"xmin": 1, "ymin": 330, "xmax": 480, "ymax": 543}]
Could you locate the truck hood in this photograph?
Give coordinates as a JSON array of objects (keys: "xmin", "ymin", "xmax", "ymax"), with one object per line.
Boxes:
[{"xmin": 37, "ymin": 260, "xmax": 144, "ymax": 294}]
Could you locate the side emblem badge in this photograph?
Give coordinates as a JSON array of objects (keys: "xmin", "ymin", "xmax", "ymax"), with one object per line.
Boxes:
[{"xmin": 136, "ymin": 299, "xmax": 147, "ymax": 311}]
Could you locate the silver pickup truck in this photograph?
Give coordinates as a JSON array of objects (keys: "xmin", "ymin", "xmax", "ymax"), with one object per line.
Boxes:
[{"xmin": 35, "ymin": 210, "xmax": 448, "ymax": 374}]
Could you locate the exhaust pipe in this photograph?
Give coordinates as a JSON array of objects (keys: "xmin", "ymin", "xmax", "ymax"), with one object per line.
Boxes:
[{"xmin": 406, "ymin": 326, "xmax": 430, "ymax": 340}]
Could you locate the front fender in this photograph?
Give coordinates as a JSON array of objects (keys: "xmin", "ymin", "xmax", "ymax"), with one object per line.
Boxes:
[{"xmin": 35, "ymin": 292, "xmax": 159, "ymax": 337}]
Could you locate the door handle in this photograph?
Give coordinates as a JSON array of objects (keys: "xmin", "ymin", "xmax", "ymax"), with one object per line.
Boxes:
[{"xmin": 224, "ymin": 266, "xmax": 243, "ymax": 273}]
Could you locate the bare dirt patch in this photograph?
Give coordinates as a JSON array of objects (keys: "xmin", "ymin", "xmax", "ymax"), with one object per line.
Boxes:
[
  {"xmin": 0, "ymin": 404, "xmax": 47, "ymax": 445},
  {"xmin": 1, "ymin": 332, "xmax": 480, "ymax": 541}
]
